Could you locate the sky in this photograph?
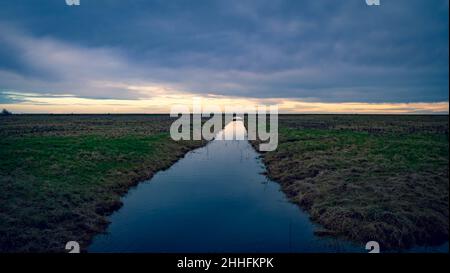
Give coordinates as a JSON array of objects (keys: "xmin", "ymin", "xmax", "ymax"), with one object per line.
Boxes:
[{"xmin": 0, "ymin": 0, "xmax": 448, "ymax": 114}]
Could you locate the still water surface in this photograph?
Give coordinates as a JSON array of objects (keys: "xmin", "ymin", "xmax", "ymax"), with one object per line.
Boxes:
[{"xmin": 89, "ymin": 121, "xmax": 447, "ymax": 253}]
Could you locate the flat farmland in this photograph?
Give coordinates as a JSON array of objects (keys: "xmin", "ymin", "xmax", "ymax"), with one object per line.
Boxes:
[
  {"xmin": 1, "ymin": 114, "xmax": 448, "ymax": 252},
  {"xmin": 254, "ymin": 115, "xmax": 449, "ymax": 249},
  {"xmin": 0, "ymin": 114, "xmax": 205, "ymax": 252}
]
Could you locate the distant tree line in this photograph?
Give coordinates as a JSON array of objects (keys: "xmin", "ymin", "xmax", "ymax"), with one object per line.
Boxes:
[{"xmin": 1, "ymin": 109, "xmax": 12, "ymax": 116}]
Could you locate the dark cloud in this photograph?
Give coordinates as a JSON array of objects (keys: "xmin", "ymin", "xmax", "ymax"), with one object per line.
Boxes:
[{"xmin": 0, "ymin": 0, "xmax": 448, "ymax": 102}]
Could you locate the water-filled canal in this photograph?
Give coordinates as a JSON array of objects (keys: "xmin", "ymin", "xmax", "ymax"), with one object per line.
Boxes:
[{"xmin": 88, "ymin": 121, "xmax": 365, "ymax": 252}]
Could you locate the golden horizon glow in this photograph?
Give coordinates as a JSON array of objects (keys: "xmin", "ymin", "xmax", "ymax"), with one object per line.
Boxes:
[{"xmin": 0, "ymin": 92, "xmax": 448, "ymax": 114}]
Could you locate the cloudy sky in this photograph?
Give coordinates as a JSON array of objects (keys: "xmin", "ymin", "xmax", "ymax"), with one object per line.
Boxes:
[{"xmin": 0, "ymin": 0, "xmax": 448, "ymax": 113}]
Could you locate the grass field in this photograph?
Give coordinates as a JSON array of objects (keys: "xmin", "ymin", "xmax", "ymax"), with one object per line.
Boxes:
[
  {"xmin": 1, "ymin": 114, "xmax": 448, "ymax": 252},
  {"xmin": 0, "ymin": 115, "xmax": 205, "ymax": 252},
  {"xmin": 253, "ymin": 115, "xmax": 449, "ymax": 249}
]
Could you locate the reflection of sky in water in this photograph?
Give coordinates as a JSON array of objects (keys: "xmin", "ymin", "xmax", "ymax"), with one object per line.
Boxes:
[
  {"xmin": 89, "ymin": 122, "xmax": 448, "ymax": 253},
  {"xmin": 215, "ymin": 121, "xmax": 247, "ymax": 141}
]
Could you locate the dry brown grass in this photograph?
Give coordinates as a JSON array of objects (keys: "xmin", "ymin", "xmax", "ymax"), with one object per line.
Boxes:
[{"xmin": 251, "ymin": 114, "xmax": 449, "ymax": 249}]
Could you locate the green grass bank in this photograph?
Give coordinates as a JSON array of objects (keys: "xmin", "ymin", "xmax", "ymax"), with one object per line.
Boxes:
[
  {"xmin": 252, "ymin": 115, "xmax": 449, "ymax": 249},
  {"xmin": 0, "ymin": 115, "xmax": 205, "ymax": 252}
]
